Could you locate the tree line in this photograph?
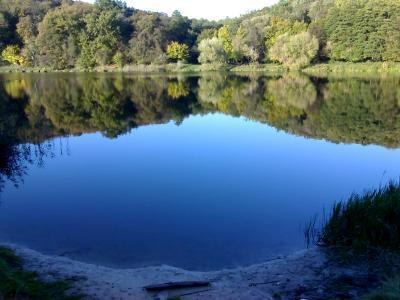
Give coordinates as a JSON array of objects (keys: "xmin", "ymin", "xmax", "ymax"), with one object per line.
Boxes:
[{"xmin": 1, "ymin": 0, "xmax": 400, "ymax": 70}]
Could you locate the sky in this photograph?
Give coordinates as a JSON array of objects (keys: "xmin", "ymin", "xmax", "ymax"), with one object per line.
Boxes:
[{"xmin": 82, "ymin": 0, "xmax": 279, "ymax": 20}]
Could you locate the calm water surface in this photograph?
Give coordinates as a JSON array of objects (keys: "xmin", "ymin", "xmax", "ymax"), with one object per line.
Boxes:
[{"xmin": 0, "ymin": 73, "xmax": 400, "ymax": 270}]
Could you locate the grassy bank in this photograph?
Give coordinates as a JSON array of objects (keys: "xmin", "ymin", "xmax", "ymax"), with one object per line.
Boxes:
[
  {"xmin": 1, "ymin": 62, "xmax": 400, "ymax": 76},
  {"xmin": 0, "ymin": 63, "xmax": 228, "ymax": 74},
  {"xmin": 229, "ymin": 63, "xmax": 285, "ymax": 75},
  {"xmin": 304, "ymin": 62, "xmax": 400, "ymax": 77},
  {"xmin": 0, "ymin": 63, "xmax": 284, "ymax": 75},
  {"xmin": 0, "ymin": 246, "xmax": 78, "ymax": 299}
]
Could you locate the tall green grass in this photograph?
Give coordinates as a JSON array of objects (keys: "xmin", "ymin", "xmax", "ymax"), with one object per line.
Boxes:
[{"xmin": 308, "ymin": 181, "xmax": 400, "ymax": 251}]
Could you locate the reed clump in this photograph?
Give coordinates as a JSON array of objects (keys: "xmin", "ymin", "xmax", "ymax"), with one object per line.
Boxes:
[{"xmin": 305, "ymin": 181, "xmax": 400, "ymax": 252}]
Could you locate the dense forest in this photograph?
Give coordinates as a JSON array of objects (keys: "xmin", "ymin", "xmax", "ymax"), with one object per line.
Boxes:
[{"xmin": 0, "ymin": 0, "xmax": 400, "ymax": 70}]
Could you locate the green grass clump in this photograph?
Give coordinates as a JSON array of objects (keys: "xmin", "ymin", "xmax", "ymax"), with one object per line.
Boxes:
[
  {"xmin": 0, "ymin": 246, "xmax": 79, "ymax": 300},
  {"xmin": 320, "ymin": 181, "xmax": 400, "ymax": 251},
  {"xmin": 363, "ymin": 275, "xmax": 400, "ymax": 300}
]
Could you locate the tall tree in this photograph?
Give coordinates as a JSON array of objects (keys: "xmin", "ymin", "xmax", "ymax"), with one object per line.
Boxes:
[
  {"xmin": 35, "ymin": 2, "xmax": 92, "ymax": 69},
  {"xmin": 166, "ymin": 10, "xmax": 193, "ymax": 45},
  {"xmin": 79, "ymin": 0, "xmax": 128, "ymax": 68},
  {"xmin": 129, "ymin": 12, "xmax": 166, "ymax": 64}
]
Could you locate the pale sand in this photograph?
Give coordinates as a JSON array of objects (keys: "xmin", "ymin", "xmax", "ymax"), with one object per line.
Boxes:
[{"xmin": 2, "ymin": 243, "xmax": 370, "ymax": 299}]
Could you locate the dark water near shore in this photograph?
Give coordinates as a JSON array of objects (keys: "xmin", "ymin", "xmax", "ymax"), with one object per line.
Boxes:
[{"xmin": 1, "ymin": 73, "xmax": 400, "ymax": 270}]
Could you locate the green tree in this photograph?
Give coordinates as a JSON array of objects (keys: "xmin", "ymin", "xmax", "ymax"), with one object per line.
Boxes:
[
  {"xmin": 198, "ymin": 37, "xmax": 227, "ymax": 64},
  {"xmin": 232, "ymin": 15, "xmax": 269, "ymax": 63},
  {"xmin": 0, "ymin": 0, "xmax": 63, "ymax": 48},
  {"xmin": 265, "ymin": 16, "xmax": 308, "ymax": 49},
  {"xmin": 166, "ymin": 41, "xmax": 189, "ymax": 62},
  {"xmin": 269, "ymin": 31, "xmax": 319, "ymax": 69},
  {"xmin": 129, "ymin": 13, "xmax": 166, "ymax": 64},
  {"xmin": 78, "ymin": 0, "xmax": 127, "ymax": 68},
  {"xmin": 16, "ymin": 15, "xmax": 35, "ymax": 45},
  {"xmin": 35, "ymin": 2, "xmax": 92, "ymax": 69},
  {"xmin": 325, "ymin": 0, "xmax": 400, "ymax": 62},
  {"xmin": 166, "ymin": 10, "xmax": 193, "ymax": 45}
]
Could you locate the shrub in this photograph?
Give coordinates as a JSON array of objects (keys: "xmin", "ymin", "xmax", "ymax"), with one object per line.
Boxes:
[
  {"xmin": 269, "ymin": 31, "xmax": 319, "ymax": 70},
  {"xmin": 198, "ymin": 37, "xmax": 228, "ymax": 65}
]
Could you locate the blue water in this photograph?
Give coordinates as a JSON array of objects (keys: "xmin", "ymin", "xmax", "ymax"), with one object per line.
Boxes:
[{"xmin": 1, "ymin": 113, "xmax": 399, "ymax": 270}]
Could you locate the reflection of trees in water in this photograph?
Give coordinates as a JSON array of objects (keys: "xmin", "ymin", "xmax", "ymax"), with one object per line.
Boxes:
[
  {"xmin": 167, "ymin": 80, "xmax": 190, "ymax": 100},
  {"xmin": 266, "ymin": 74, "xmax": 317, "ymax": 110},
  {"xmin": 293, "ymin": 78, "xmax": 400, "ymax": 147},
  {"xmin": 1, "ymin": 73, "xmax": 400, "ymax": 150},
  {"xmin": 0, "ymin": 142, "xmax": 58, "ymax": 192},
  {"xmin": 198, "ymin": 74, "xmax": 265, "ymax": 117}
]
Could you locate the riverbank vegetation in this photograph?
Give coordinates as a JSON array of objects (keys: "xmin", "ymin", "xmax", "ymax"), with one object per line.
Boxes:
[
  {"xmin": 320, "ymin": 181, "xmax": 400, "ymax": 251},
  {"xmin": 305, "ymin": 181, "xmax": 400, "ymax": 299},
  {"xmin": 1, "ymin": 0, "xmax": 400, "ymax": 72},
  {"xmin": 304, "ymin": 62, "xmax": 400, "ymax": 77},
  {"xmin": 0, "ymin": 246, "xmax": 77, "ymax": 299}
]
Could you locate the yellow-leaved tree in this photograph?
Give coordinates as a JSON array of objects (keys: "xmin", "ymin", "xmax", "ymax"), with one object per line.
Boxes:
[
  {"xmin": 217, "ymin": 25, "xmax": 233, "ymax": 59},
  {"xmin": 166, "ymin": 42, "xmax": 189, "ymax": 63},
  {"xmin": 1, "ymin": 45, "xmax": 26, "ymax": 66}
]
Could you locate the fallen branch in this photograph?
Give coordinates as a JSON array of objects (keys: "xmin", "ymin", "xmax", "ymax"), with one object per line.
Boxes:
[
  {"xmin": 249, "ymin": 280, "xmax": 280, "ymax": 287},
  {"xmin": 144, "ymin": 281, "xmax": 211, "ymax": 292}
]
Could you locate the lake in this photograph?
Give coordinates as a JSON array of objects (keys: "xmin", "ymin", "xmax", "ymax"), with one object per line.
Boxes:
[{"xmin": 1, "ymin": 72, "xmax": 400, "ymax": 271}]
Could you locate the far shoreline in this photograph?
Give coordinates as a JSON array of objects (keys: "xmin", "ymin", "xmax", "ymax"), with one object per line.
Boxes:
[{"xmin": 2, "ymin": 62, "xmax": 400, "ymax": 78}]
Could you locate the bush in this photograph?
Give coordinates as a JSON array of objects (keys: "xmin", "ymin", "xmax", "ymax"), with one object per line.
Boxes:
[
  {"xmin": 269, "ymin": 31, "xmax": 319, "ymax": 70},
  {"xmin": 198, "ymin": 37, "xmax": 228, "ymax": 65}
]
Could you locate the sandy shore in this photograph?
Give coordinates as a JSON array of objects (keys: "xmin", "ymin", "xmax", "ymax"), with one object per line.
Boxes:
[{"xmin": 2, "ymin": 243, "xmax": 375, "ymax": 299}]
